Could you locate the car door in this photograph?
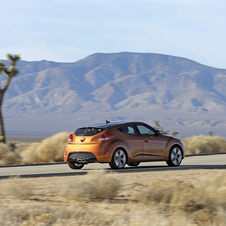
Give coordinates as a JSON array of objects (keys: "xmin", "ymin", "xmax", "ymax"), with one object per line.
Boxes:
[
  {"xmin": 117, "ymin": 125, "xmax": 143, "ymax": 161},
  {"xmin": 136, "ymin": 124, "xmax": 166, "ymax": 160}
]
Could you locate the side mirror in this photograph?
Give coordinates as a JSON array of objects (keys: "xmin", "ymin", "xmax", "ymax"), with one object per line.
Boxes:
[{"xmin": 156, "ymin": 130, "xmax": 160, "ymax": 136}]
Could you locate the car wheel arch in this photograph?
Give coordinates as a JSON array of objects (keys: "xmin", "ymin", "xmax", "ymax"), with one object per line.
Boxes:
[
  {"xmin": 169, "ymin": 144, "xmax": 183, "ymax": 155},
  {"xmin": 166, "ymin": 141, "xmax": 184, "ymax": 158},
  {"xmin": 108, "ymin": 141, "xmax": 132, "ymax": 159},
  {"xmin": 109, "ymin": 147, "xmax": 128, "ymax": 169},
  {"xmin": 111, "ymin": 147, "xmax": 128, "ymax": 163}
]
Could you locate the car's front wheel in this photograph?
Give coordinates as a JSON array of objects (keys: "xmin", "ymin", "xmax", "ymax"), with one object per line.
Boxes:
[
  {"xmin": 109, "ymin": 148, "xmax": 127, "ymax": 169},
  {"xmin": 166, "ymin": 146, "xmax": 183, "ymax": 167},
  {"xmin": 68, "ymin": 161, "xmax": 84, "ymax": 169}
]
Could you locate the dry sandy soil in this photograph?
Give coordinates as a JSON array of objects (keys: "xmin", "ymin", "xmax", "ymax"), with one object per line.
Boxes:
[
  {"xmin": 0, "ymin": 169, "xmax": 226, "ymax": 225},
  {"xmin": 0, "ymin": 169, "xmax": 219, "ymax": 201}
]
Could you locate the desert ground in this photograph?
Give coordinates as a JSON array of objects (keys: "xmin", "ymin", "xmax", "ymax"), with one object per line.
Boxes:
[{"xmin": 0, "ymin": 169, "xmax": 226, "ymax": 225}]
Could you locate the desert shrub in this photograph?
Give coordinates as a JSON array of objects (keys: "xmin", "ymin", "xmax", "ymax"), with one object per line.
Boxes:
[
  {"xmin": 138, "ymin": 179, "xmax": 193, "ymax": 208},
  {"xmin": 15, "ymin": 142, "xmax": 31, "ymax": 153},
  {"xmin": 0, "ymin": 203, "xmax": 160, "ymax": 226},
  {"xmin": 138, "ymin": 172, "xmax": 226, "ymax": 225},
  {"xmin": 64, "ymin": 170, "xmax": 121, "ymax": 201},
  {"xmin": 21, "ymin": 132, "xmax": 68, "ymax": 163},
  {"xmin": 65, "ymin": 179, "xmax": 95, "ymax": 201},
  {"xmin": 191, "ymin": 171, "xmax": 226, "ymax": 208},
  {"xmin": 185, "ymin": 172, "xmax": 226, "ymax": 224},
  {"xmin": 86, "ymin": 170, "xmax": 121, "ymax": 199},
  {"xmin": 5, "ymin": 176, "xmax": 34, "ymax": 199},
  {"xmin": 139, "ymin": 172, "xmax": 226, "ymax": 209},
  {"xmin": 183, "ymin": 135, "xmax": 226, "ymax": 155},
  {"xmin": 0, "ymin": 203, "xmax": 59, "ymax": 226},
  {"xmin": 0, "ymin": 143, "xmax": 21, "ymax": 165},
  {"xmin": 20, "ymin": 142, "xmax": 42, "ymax": 163}
]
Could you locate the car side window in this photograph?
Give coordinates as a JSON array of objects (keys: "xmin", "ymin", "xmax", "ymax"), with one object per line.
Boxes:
[
  {"xmin": 118, "ymin": 126, "xmax": 136, "ymax": 135},
  {"xmin": 136, "ymin": 124, "xmax": 155, "ymax": 136}
]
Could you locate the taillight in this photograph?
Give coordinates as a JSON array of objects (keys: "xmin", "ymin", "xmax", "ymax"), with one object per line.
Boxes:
[
  {"xmin": 68, "ymin": 133, "xmax": 73, "ymax": 141},
  {"xmin": 98, "ymin": 133, "xmax": 115, "ymax": 141}
]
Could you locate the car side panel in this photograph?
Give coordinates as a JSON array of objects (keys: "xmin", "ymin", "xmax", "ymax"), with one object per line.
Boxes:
[
  {"xmin": 107, "ymin": 139, "xmax": 144, "ymax": 162},
  {"xmin": 116, "ymin": 130, "xmax": 144, "ymax": 161},
  {"xmin": 142, "ymin": 134, "xmax": 166, "ymax": 160}
]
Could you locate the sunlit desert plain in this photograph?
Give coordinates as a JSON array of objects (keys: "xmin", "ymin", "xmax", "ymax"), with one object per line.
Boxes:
[{"xmin": 0, "ymin": 169, "xmax": 226, "ymax": 225}]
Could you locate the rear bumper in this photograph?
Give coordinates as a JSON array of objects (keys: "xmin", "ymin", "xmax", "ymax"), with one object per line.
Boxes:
[
  {"xmin": 68, "ymin": 152, "xmax": 98, "ymax": 164},
  {"xmin": 64, "ymin": 143, "xmax": 112, "ymax": 163}
]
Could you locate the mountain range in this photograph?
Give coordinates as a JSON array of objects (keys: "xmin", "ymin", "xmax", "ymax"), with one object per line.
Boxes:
[{"xmin": 1, "ymin": 52, "xmax": 226, "ymax": 137}]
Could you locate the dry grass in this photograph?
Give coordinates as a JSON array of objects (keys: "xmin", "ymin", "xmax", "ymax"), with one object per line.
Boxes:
[
  {"xmin": 183, "ymin": 135, "xmax": 226, "ymax": 155},
  {"xmin": 0, "ymin": 143, "xmax": 21, "ymax": 165},
  {"xmin": 0, "ymin": 202, "xmax": 198, "ymax": 226},
  {"xmin": 0, "ymin": 202, "xmax": 191, "ymax": 226},
  {"xmin": 0, "ymin": 170, "xmax": 226, "ymax": 225},
  {"xmin": 64, "ymin": 170, "xmax": 121, "ymax": 201},
  {"xmin": 138, "ymin": 171, "xmax": 226, "ymax": 225},
  {"xmin": 0, "ymin": 132, "xmax": 68, "ymax": 165},
  {"xmin": 4, "ymin": 176, "xmax": 34, "ymax": 199},
  {"xmin": 21, "ymin": 132, "xmax": 68, "ymax": 163}
]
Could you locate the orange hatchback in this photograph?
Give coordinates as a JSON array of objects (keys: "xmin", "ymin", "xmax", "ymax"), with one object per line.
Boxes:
[{"xmin": 64, "ymin": 121, "xmax": 185, "ymax": 169}]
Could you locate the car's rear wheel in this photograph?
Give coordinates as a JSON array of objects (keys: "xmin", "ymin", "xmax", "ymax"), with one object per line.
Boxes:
[
  {"xmin": 166, "ymin": 146, "xmax": 182, "ymax": 167},
  {"xmin": 68, "ymin": 161, "xmax": 84, "ymax": 169},
  {"xmin": 127, "ymin": 162, "xmax": 140, "ymax": 167},
  {"xmin": 109, "ymin": 148, "xmax": 127, "ymax": 169}
]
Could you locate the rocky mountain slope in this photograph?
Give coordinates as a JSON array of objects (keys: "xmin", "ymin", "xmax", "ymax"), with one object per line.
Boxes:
[{"xmin": 1, "ymin": 52, "xmax": 226, "ymax": 137}]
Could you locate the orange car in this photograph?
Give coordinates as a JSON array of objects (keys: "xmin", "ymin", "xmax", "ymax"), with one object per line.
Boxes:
[{"xmin": 64, "ymin": 121, "xmax": 185, "ymax": 169}]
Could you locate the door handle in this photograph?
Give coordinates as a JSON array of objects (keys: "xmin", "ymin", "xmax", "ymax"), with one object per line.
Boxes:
[{"xmin": 144, "ymin": 140, "xmax": 149, "ymax": 143}]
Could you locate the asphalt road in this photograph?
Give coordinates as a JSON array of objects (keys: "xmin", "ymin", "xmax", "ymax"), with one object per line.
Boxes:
[{"xmin": 0, "ymin": 154, "xmax": 226, "ymax": 179}]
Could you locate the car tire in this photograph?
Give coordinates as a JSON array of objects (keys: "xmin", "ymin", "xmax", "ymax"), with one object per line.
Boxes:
[
  {"xmin": 166, "ymin": 146, "xmax": 183, "ymax": 167},
  {"xmin": 109, "ymin": 148, "xmax": 127, "ymax": 169},
  {"xmin": 127, "ymin": 162, "xmax": 140, "ymax": 167},
  {"xmin": 68, "ymin": 161, "xmax": 84, "ymax": 169}
]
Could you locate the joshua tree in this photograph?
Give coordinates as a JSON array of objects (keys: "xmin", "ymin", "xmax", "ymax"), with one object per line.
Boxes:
[{"xmin": 0, "ymin": 54, "xmax": 20, "ymax": 143}]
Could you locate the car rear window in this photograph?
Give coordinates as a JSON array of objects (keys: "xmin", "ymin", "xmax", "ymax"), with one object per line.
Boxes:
[{"xmin": 75, "ymin": 127, "xmax": 105, "ymax": 136}]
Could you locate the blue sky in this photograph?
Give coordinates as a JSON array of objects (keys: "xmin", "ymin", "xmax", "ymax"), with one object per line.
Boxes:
[{"xmin": 1, "ymin": 0, "xmax": 226, "ymax": 68}]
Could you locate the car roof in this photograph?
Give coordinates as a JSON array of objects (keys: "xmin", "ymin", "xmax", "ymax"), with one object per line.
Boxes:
[{"xmin": 80, "ymin": 121, "xmax": 141, "ymax": 129}]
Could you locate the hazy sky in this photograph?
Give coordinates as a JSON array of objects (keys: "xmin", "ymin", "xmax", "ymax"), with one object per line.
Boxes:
[{"xmin": 1, "ymin": 0, "xmax": 226, "ymax": 68}]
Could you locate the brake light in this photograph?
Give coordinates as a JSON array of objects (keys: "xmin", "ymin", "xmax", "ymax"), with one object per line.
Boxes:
[
  {"xmin": 68, "ymin": 134, "xmax": 73, "ymax": 141},
  {"xmin": 98, "ymin": 133, "xmax": 115, "ymax": 141}
]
